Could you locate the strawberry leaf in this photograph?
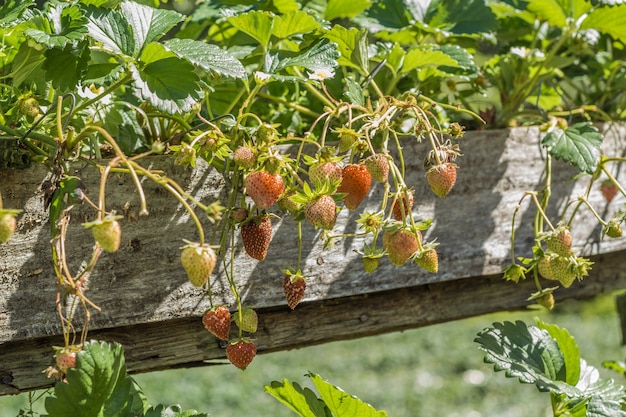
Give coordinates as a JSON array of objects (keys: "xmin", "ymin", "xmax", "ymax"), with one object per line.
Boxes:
[
  {"xmin": 161, "ymin": 38, "xmax": 245, "ymax": 79},
  {"xmin": 541, "ymin": 122, "xmax": 603, "ymax": 174},
  {"xmin": 536, "ymin": 319, "xmax": 581, "ymax": 386},
  {"xmin": 0, "ymin": 0, "xmax": 34, "ymax": 27},
  {"xmin": 44, "ymin": 340, "xmax": 147, "ymax": 417},
  {"xmin": 272, "ymin": 10, "xmax": 320, "ymax": 39},
  {"xmin": 475, "ymin": 320, "xmax": 579, "ymax": 396},
  {"xmin": 42, "ymin": 41, "xmax": 90, "ymax": 91},
  {"xmin": 85, "ymin": 6, "xmax": 135, "ymax": 57},
  {"xmin": 143, "ymin": 405, "xmax": 208, "ymax": 417},
  {"xmin": 575, "ymin": 360, "xmax": 626, "ymax": 417},
  {"xmin": 309, "ymin": 373, "xmax": 388, "ymax": 417},
  {"xmin": 24, "ymin": 4, "xmax": 88, "ymax": 49},
  {"xmin": 277, "ymin": 39, "xmax": 340, "ymax": 73},
  {"xmin": 265, "ymin": 379, "xmax": 328, "ymax": 417},
  {"xmin": 119, "ymin": 1, "xmax": 183, "ymax": 57},
  {"xmin": 324, "ymin": 26, "xmax": 369, "ymax": 71},
  {"xmin": 582, "ymin": 4, "xmax": 626, "ymax": 43},
  {"xmin": 228, "ymin": 10, "xmax": 273, "ymax": 48},
  {"xmin": 324, "ymin": 0, "xmax": 372, "ymax": 21}
]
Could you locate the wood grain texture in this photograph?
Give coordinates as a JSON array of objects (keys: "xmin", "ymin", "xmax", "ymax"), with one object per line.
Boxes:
[{"xmin": 0, "ymin": 124, "xmax": 625, "ymax": 394}]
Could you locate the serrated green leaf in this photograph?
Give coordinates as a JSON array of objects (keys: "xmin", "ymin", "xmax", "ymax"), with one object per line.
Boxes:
[
  {"xmin": 272, "ymin": 10, "xmax": 320, "ymax": 39},
  {"xmin": 323, "ymin": 26, "xmax": 368, "ymax": 71},
  {"xmin": 265, "ymin": 379, "xmax": 327, "ymax": 417},
  {"xmin": 24, "ymin": 4, "xmax": 88, "ymax": 49},
  {"xmin": 439, "ymin": 44, "xmax": 474, "ymax": 70},
  {"xmin": 120, "ymin": 1, "xmax": 183, "ymax": 57},
  {"xmin": 589, "ymin": 0, "xmax": 626, "ymax": 5},
  {"xmin": 309, "ymin": 373, "xmax": 387, "ymax": 417},
  {"xmin": 541, "ymin": 122, "xmax": 603, "ymax": 174},
  {"xmin": 131, "ymin": 42, "xmax": 201, "ymax": 113},
  {"xmin": 526, "ymin": 0, "xmax": 567, "ymax": 26},
  {"xmin": 11, "ymin": 42, "xmax": 46, "ymax": 87},
  {"xmin": 0, "ymin": 0, "xmax": 34, "ymax": 28},
  {"xmin": 143, "ymin": 404, "xmax": 208, "ymax": 417},
  {"xmin": 475, "ymin": 321, "xmax": 580, "ymax": 396},
  {"xmin": 536, "ymin": 319, "xmax": 581, "ymax": 385},
  {"xmin": 582, "ymin": 4, "xmax": 626, "ymax": 43},
  {"xmin": 278, "ymin": 39, "xmax": 340, "ymax": 73},
  {"xmin": 228, "ymin": 11, "xmax": 273, "ymax": 48},
  {"xmin": 273, "ymin": 0, "xmax": 301, "ymax": 13},
  {"xmin": 44, "ymin": 340, "xmax": 146, "ymax": 417},
  {"xmin": 421, "ymin": 0, "xmax": 498, "ymax": 35},
  {"xmin": 324, "ymin": 0, "xmax": 372, "ymax": 20},
  {"xmin": 43, "ymin": 41, "xmax": 90, "ymax": 91},
  {"xmin": 85, "ymin": 6, "xmax": 135, "ymax": 57},
  {"xmin": 344, "ymin": 76, "xmax": 365, "ymax": 106},
  {"xmin": 576, "ymin": 360, "xmax": 626, "ymax": 417},
  {"xmin": 401, "ymin": 47, "xmax": 459, "ymax": 74},
  {"xmin": 161, "ymin": 38, "xmax": 245, "ymax": 79}
]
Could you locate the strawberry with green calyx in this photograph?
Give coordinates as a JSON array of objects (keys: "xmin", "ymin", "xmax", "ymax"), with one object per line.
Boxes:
[
  {"xmin": 600, "ymin": 179, "xmax": 618, "ymax": 203},
  {"xmin": 426, "ymin": 163, "xmax": 457, "ymax": 198},
  {"xmin": 337, "ymin": 164, "xmax": 372, "ymax": 210},
  {"xmin": 54, "ymin": 345, "xmax": 81, "ymax": 373},
  {"xmin": 226, "ymin": 338, "xmax": 257, "ymax": 370},
  {"xmin": 541, "ymin": 225, "xmax": 573, "ymax": 256},
  {"xmin": 603, "ymin": 219, "xmax": 623, "ymax": 239},
  {"xmin": 383, "ymin": 222, "xmax": 422, "ymax": 266},
  {"xmin": 230, "ymin": 207, "xmax": 248, "ymax": 224},
  {"xmin": 256, "ymin": 123, "xmax": 279, "ymax": 144},
  {"xmin": 83, "ymin": 214, "xmax": 123, "ymax": 253},
  {"xmin": 283, "ymin": 269, "xmax": 306, "ymax": 310},
  {"xmin": 17, "ymin": 95, "xmax": 40, "ymax": 118},
  {"xmin": 202, "ymin": 305, "xmax": 231, "ymax": 340},
  {"xmin": 277, "ymin": 189, "xmax": 302, "ymax": 216},
  {"xmin": 292, "ymin": 182, "xmax": 340, "ymax": 230},
  {"xmin": 414, "ymin": 242, "xmax": 439, "ymax": 273},
  {"xmin": 305, "ymin": 148, "xmax": 343, "ymax": 187},
  {"xmin": 537, "ymin": 251, "xmax": 592, "ymax": 288},
  {"xmin": 364, "ymin": 154, "xmax": 389, "ymax": 183},
  {"xmin": 180, "ymin": 242, "xmax": 217, "ymax": 286},
  {"xmin": 0, "ymin": 208, "xmax": 21, "ymax": 243},
  {"xmin": 240, "ymin": 214, "xmax": 272, "ymax": 261},
  {"xmin": 244, "ymin": 170, "xmax": 285, "ymax": 209},
  {"xmin": 233, "ymin": 307, "xmax": 258, "ymax": 333},
  {"xmin": 233, "ymin": 144, "xmax": 257, "ymax": 169},
  {"xmin": 391, "ymin": 190, "xmax": 414, "ymax": 221},
  {"xmin": 357, "ymin": 243, "xmax": 385, "ymax": 273},
  {"xmin": 333, "ymin": 126, "xmax": 362, "ymax": 153},
  {"xmin": 528, "ymin": 288, "xmax": 558, "ymax": 310}
]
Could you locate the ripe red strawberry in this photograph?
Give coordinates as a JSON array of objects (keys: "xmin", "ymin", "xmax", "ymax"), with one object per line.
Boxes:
[
  {"xmin": 383, "ymin": 228, "xmax": 421, "ymax": 266},
  {"xmin": 245, "ymin": 170, "xmax": 285, "ymax": 209},
  {"xmin": 180, "ymin": 243, "xmax": 217, "ymax": 286},
  {"xmin": 54, "ymin": 345, "xmax": 80, "ymax": 373},
  {"xmin": 226, "ymin": 338, "xmax": 257, "ymax": 370},
  {"xmin": 600, "ymin": 179, "xmax": 618, "ymax": 203},
  {"xmin": 234, "ymin": 307, "xmax": 258, "ymax": 333},
  {"xmin": 415, "ymin": 248, "xmax": 438, "ymax": 273},
  {"xmin": 364, "ymin": 154, "xmax": 389, "ymax": 183},
  {"xmin": 426, "ymin": 163, "xmax": 457, "ymax": 198},
  {"xmin": 233, "ymin": 145, "xmax": 256, "ymax": 169},
  {"xmin": 309, "ymin": 161, "xmax": 342, "ymax": 185},
  {"xmin": 304, "ymin": 195, "xmax": 337, "ymax": 230},
  {"xmin": 240, "ymin": 215, "xmax": 272, "ymax": 260},
  {"xmin": 391, "ymin": 191, "xmax": 414, "ymax": 220},
  {"xmin": 337, "ymin": 164, "xmax": 372, "ymax": 210},
  {"xmin": 86, "ymin": 216, "xmax": 122, "ymax": 253},
  {"xmin": 283, "ymin": 272, "xmax": 306, "ymax": 309},
  {"xmin": 202, "ymin": 305, "xmax": 231, "ymax": 340},
  {"xmin": 0, "ymin": 210, "xmax": 18, "ymax": 243}
]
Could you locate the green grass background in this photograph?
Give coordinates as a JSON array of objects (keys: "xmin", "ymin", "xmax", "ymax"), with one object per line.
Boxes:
[{"xmin": 3, "ymin": 293, "xmax": 625, "ymax": 417}]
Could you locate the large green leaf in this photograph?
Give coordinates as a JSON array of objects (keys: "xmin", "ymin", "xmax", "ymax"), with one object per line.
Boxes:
[
  {"xmin": 11, "ymin": 42, "xmax": 46, "ymax": 87},
  {"xmin": 536, "ymin": 319, "xmax": 581, "ymax": 386},
  {"xmin": 24, "ymin": 4, "xmax": 88, "ymax": 49},
  {"xmin": 265, "ymin": 379, "xmax": 327, "ymax": 417},
  {"xmin": 143, "ymin": 405, "xmax": 208, "ymax": 417},
  {"xmin": 324, "ymin": 0, "xmax": 372, "ymax": 20},
  {"xmin": 161, "ymin": 38, "xmax": 245, "ymax": 79},
  {"xmin": 310, "ymin": 373, "xmax": 388, "ymax": 417},
  {"xmin": 582, "ymin": 4, "xmax": 626, "ymax": 43},
  {"xmin": 576, "ymin": 360, "xmax": 626, "ymax": 417},
  {"xmin": 0, "ymin": 0, "xmax": 34, "ymax": 27},
  {"xmin": 272, "ymin": 10, "xmax": 321, "ymax": 39},
  {"xmin": 324, "ymin": 26, "xmax": 368, "ymax": 71},
  {"xmin": 527, "ymin": 0, "xmax": 591, "ymax": 27},
  {"xmin": 43, "ymin": 41, "xmax": 90, "ymax": 91},
  {"xmin": 277, "ymin": 39, "xmax": 340, "ymax": 73},
  {"xmin": 420, "ymin": 0, "xmax": 498, "ymax": 35},
  {"xmin": 541, "ymin": 122, "xmax": 603, "ymax": 174},
  {"xmin": 228, "ymin": 10, "xmax": 274, "ymax": 48},
  {"xmin": 475, "ymin": 320, "xmax": 579, "ymax": 396},
  {"xmin": 131, "ymin": 42, "xmax": 202, "ymax": 113},
  {"xmin": 401, "ymin": 47, "xmax": 459, "ymax": 74},
  {"xmin": 85, "ymin": 6, "xmax": 135, "ymax": 57},
  {"xmin": 44, "ymin": 341, "xmax": 146, "ymax": 417},
  {"xmin": 119, "ymin": 1, "xmax": 184, "ymax": 57}
]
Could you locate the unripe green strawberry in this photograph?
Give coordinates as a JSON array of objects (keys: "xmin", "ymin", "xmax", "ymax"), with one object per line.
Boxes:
[
  {"xmin": 383, "ymin": 228, "xmax": 421, "ymax": 266},
  {"xmin": 309, "ymin": 161, "xmax": 342, "ymax": 185},
  {"xmin": 362, "ymin": 255, "xmax": 380, "ymax": 273},
  {"xmin": 18, "ymin": 97, "xmax": 40, "ymax": 118},
  {"xmin": 545, "ymin": 226, "xmax": 573, "ymax": 256},
  {"xmin": 202, "ymin": 305, "xmax": 231, "ymax": 340},
  {"xmin": 304, "ymin": 195, "xmax": 337, "ymax": 230},
  {"xmin": 426, "ymin": 163, "xmax": 457, "ymax": 198},
  {"xmin": 256, "ymin": 123, "xmax": 278, "ymax": 144},
  {"xmin": 233, "ymin": 145, "xmax": 256, "ymax": 169},
  {"xmin": 0, "ymin": 210, "xmax": 20, "ymax": 243},
  {"xmin": 415, "ymin": 248, "xmax": 438, "ymax": 273},
  {"xmin": 536, "ymin": 292, "xmax": 555, "ymax": 310},
  {"xmin": 277, "ymin": 191, "xmax": 302, "ymax": 215},
  {"xmin": 364, "ymin": 154, "xmax": 389, "ymax": 183},
  {"xmin": 234, "ymin": 307, "xmax": 258, "ymax": 333},
  {"xmin": 180, "ymin": 243, "xmax": 217, "ymax": 286},
  {"xmin": 550, "ymin": 256, "xmax": 576, "ymax": 288},
  {"xmin": 537, "ymin": 254, "xmax": 558, "ymax": 281},
  {"xmin": 226, "ymin": 338, "xmax": 257, "ymax": 370},
  {"xmin": 84, "ymin": 216, "xmax": 122, "ymax": 253},
  {"xmin": 335, "ymin": 127, "xmax": 360, "ymax": 153},
  {"xmin": 605, "ymin": 220, "xmax": 622, "ymax": 238},
  {"xmin": 54, "ymin": 345, "xmax": 81, "ymax": 373}
]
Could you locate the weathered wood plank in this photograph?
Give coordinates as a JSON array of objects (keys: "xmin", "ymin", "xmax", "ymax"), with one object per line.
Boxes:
[
  {"xmin": 0, "ymin": 124, "xmax": 625, "ymax": 394},
  {"xmin": 0, "ymin": 248, "xmax": 625, "ymax": 395}
]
